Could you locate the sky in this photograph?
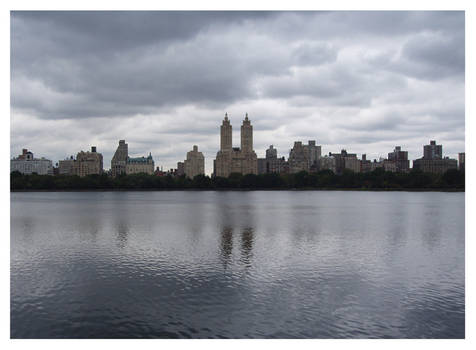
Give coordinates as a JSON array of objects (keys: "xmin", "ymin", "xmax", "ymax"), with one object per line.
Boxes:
[{"xmin": 10, "ymin": 11, "xmax": 465, "ymax": 174}]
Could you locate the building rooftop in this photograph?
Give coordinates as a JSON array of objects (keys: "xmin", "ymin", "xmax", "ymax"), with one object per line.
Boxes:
[{"xmin": 127, "ymin": 154, "xmax": 153, "ymax": 164}]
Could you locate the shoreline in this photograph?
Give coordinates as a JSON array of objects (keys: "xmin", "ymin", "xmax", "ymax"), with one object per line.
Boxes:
[{"xmin": 10, "ymin": 188, "xmax": 465, "ymax": 193}]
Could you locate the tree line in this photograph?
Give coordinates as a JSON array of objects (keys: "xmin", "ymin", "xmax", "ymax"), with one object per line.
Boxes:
[{"xmin": 10, "ymin": 168, "xmax": 465, "ymax": 191}]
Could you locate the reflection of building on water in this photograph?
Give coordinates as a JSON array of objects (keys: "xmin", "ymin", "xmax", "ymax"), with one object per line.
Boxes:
[
  {"xmin": 116, "ymin": 221, "xmax": 129, "ymax": 249},
  {"xmin": 240, "ymin": 228, "xmax": 254, "ymax": 267},
  {"xmin": 220, "ymin": 227, "xmax": 233, "ymax": 269},
  {"xmin": 219, "ymin": 226, "xmax": 255, "ymax": 269}
]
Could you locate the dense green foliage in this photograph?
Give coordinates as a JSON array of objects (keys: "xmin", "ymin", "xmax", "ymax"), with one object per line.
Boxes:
[{"xmin": 10, "ymin": 168, "xmax": 465, "ymax": 191}]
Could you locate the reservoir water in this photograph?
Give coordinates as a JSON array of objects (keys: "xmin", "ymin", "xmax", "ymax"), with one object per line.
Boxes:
[{"xmin": 10, "ymin": 191, "xmax": 465, "ymax": 338}]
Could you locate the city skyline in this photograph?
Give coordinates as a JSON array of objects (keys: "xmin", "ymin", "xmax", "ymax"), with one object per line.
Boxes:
[
  {"xmin": 11, "ymin": 11, "xmax": 465, "ymax": 175},
  {"xmin": 10, "ymin": 117, "xmax": 462, "ymax": 177}
]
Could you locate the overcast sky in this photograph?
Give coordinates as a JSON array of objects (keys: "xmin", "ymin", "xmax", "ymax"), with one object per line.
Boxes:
[{"xmin": 10, "ymin": 11, "xmax": 465, "ymax": 174}]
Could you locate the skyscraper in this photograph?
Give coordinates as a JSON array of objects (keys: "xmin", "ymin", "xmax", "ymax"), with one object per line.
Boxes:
[
  {"xmin": 214, "ymin": 113, "xmax": 258, "ymax": 177},
  {"xmin": 111, "ymin": 140, "xmax": 128, "ymax": 177},
  {"xmin": 184, "ymin": 145, "xmax": 205, "ymax": 179}
]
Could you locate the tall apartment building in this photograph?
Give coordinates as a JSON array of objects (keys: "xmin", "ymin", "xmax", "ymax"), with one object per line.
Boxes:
[
  {"xmin": 288, "ymin": 140, "xmax": 321, "ymax": 173},
  {"xmin": 329, "ymin": 150, "xmax": 360, "ymax": 174},
  {"xmin": 388, "ymin": 146, "xmax": 410, "ymax": 172},
  {"xmin": 58, "ymin": 147, "xmax": 103, "ymax": 177},
  {"xmin": 111, "ymin": 140, "xmax": 128, "ymax": 177},
  {"xmin": 413, "ymin": 140, "xmax": 457, "ymax": 174},
  {"xmin": 257, "ymin": 145, "xmax": 288, "ymax": 174},
  {"xmin": 214, "ymin": 114, "xmax": 258, "ymax": 177},
  {"xmin": 73, "ymin": 146, "xmax": 103, "ymax": 177},
  {"xmin": 184, "ymin": 145, "xmax": 205, "ymax": 179},
  {"xmin": 318, "ymin": 155, "xmax": 337, "ymax": 173},
  {"xmin": 11, "ymin": 149, "xmax": 53, "ymax": 175},
  {"xmin": 288, "ymin": 141, "xmax": 309, "ymax": 173},
  {"xmin": 423, "ymin": 140, "xmax": 443, "ymax": 160},
  {"xmin": 58, "ymin": 156, "xmax": 75, "ymax": 175},
  {"xmin": 305, "ymin": 141, "xmax": 321, "ymax": 168},
  {"xmin": 126, "ymin": 153, "xmax": 154, "ymax": 175}
]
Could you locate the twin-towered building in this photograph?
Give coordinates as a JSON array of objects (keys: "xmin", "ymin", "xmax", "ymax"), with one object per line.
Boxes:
[{"xmin": 214, "ymin": 113, "xmax": 258, "ymax": 177}]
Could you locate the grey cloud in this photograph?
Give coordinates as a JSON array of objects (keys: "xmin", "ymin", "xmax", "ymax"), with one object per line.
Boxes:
[
  {"xmin": 259, "ymin": 64, "xmax": 407, "ymax": 108},
  {"xmin": 13, "ymin": 11, "xmax": 463, "ymax": 120},
  {"xmin": 11, "ymin": 11, "xmax": 275, "ymax": 57},
  {"xmin": 391, "ymin": 32, "xmax": 465, "ymax": 81},
  {"xmin": 292, "ymin": 42, "xmax": 337, "ymax": 66}
]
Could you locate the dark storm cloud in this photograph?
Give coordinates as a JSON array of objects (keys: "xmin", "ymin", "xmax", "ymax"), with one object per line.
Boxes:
[
  {"xmin": 12, "ymin": 11, "xmax": 281, "ymax": 118},
  {"xmin": 10, "ymin": 11, "xmax": 465, "ymax": 172}
]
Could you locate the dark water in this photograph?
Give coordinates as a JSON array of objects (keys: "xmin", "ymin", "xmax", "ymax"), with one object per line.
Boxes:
[{"xmin": 10, "ymin": 191, "xmax": 465, "ymax": 338}]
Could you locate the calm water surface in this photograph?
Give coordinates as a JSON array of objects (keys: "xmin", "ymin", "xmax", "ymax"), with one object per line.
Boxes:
[{"xmin": 10, "ymin": 191, "xmax": 465, "ymax": 338}]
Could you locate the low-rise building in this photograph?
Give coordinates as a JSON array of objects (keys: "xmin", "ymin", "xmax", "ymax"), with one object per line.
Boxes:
[
  {"xmin": 11, "ymin": 149, "xmax": 53, "ymax": 175},
  {"xmin": 126, "ymin": 153, "xmax": 155, "ymax": 175},
  {"xmin": 361, "ymin": 155, "xmax": 397, "ymax": 173},
  {"xmin": 413, "ymin": 158, "xmax": 457, "ymax": 174}
]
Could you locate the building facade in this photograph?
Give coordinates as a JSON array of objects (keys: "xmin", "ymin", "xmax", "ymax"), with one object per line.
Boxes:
[
  {"xmin": 184, "ymin": 145, "xmax": 205, "ymax": 179},
  {"xmin": 304, "ymin": 141, "xmax": 321, "ymax": 169},
  {"xmin": 458, "ymin": 152, "xmax": 465, "ymax": 171},
  {"xmin": 176, "ymin": 162, "xmax": 185, "ymax": 177},
  {"xmin": 288, "ymin": 141, "xmax": 309, "ymax": 173},
  {"xmin": 361, "ymin": 155, "xmax": 397, "ymax": 173},
  {"xmin": 413, "ymin": 140, "xmax": 458, "ymax": 174},
  {"xmin": 288, "ymin": 140, "xmax": 321, "ymax": 173},
  {"xmin": 58, "ymin": 156, "xmax": 75, "ymax": 175},
  {"xmin": 387, "ymin": 146, "xmax": 410, "ymax": 172},
  {"xmin": 318, "ymin": 155, "xmax": 337, "ymax": 173},
  {"xmin": 11, "ymin": 149, "xmax": 53, "ymax": 175},
  {"xmin": 126, "ymin": 153, "xmax": 154, "ymax": 175},
  {"xmin": 423, "ymin": 140, "xmax": 443, "ymax": 160},
  {"xmin": 73, "ymin": 146, "xmax": 103, "ymax": 177},
  {"xmin": 258, "ymin": 145, "xmax": 288, "ymax": 174},
  {"xmin": 329, "ymin": 150, "xmax": 361, "ymax": 174},
  {"xmin": 214, "ymin": 114, "xmax": 258, "ymax": 177},
  {"xmin": 111, "ymin": 140, "xmax": 128, "ymax": 177},
  {"xmin": 413, "ymin": 158, "xmax": 457, "ymax": 174}
]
